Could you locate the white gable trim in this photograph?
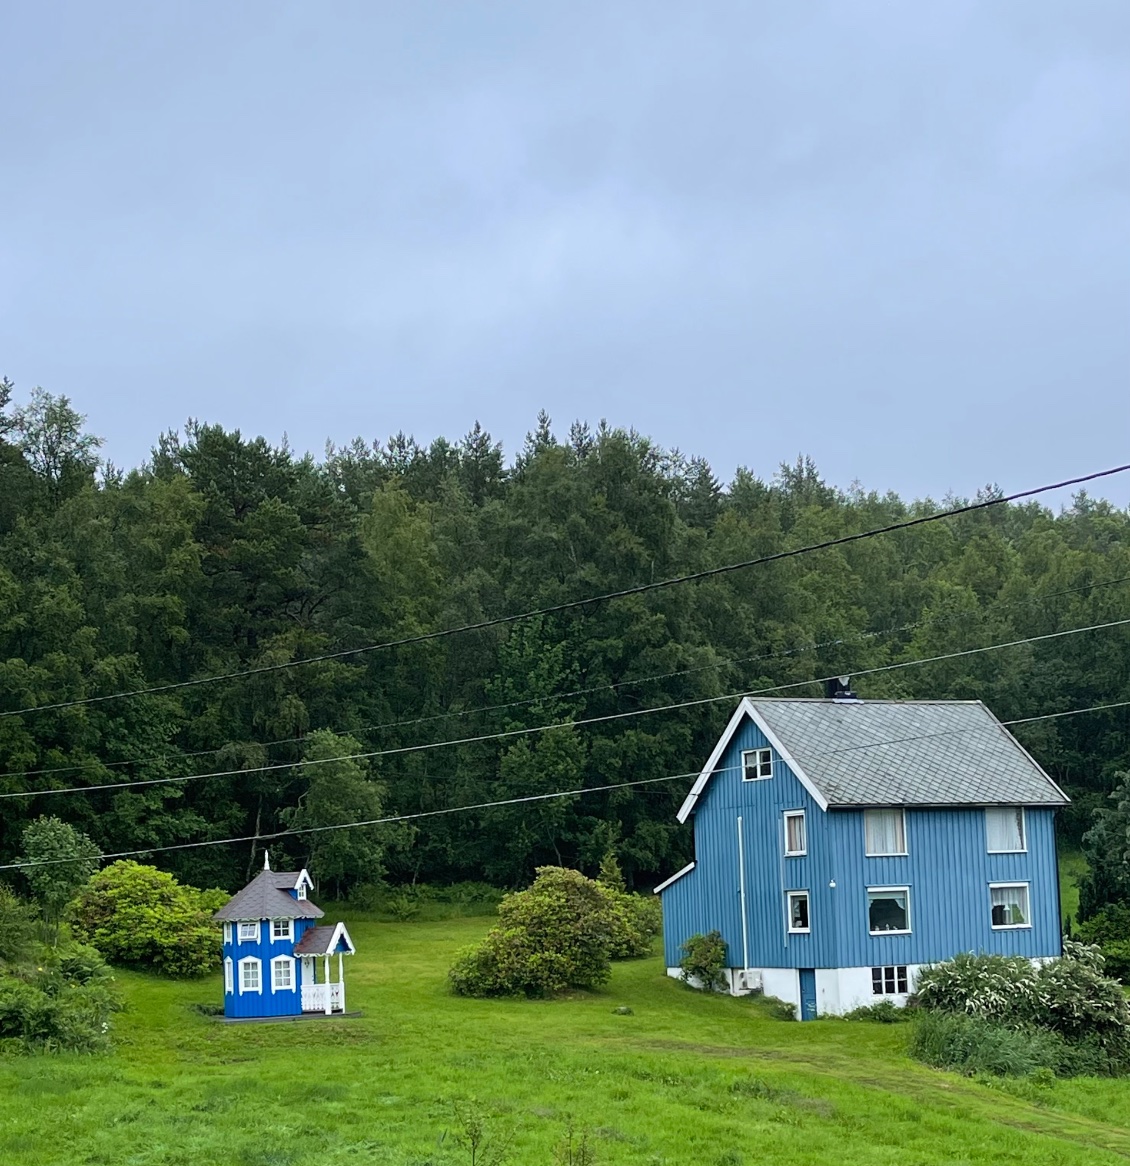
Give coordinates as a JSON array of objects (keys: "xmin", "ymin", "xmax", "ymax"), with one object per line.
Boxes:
[
  {"xmin": 294, "ymin": 869, "xmax": 314, "ymax": 892},
  {"xmin": 653, "ymin": 862, "xmax": 695, "ymax": 895},
  {"xmin": 327, "ymin": 920, "xmax": 356, "ymax": 955},
  {"xmin": 676, "ymin": 698, "xmax": 829, "ymax": 822}
]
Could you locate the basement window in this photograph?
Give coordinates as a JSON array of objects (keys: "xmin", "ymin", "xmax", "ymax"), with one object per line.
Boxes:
[
  {"xmin": 787, "ymin": 891, "xmax": 810, "ymax": 933},
  {"xmin": 871, "ymin": 965, "xmax": 909, "ymax": 995},
  {"xmin": 742, "ymin": 748, "xmax": 773, "ymax": 781}
]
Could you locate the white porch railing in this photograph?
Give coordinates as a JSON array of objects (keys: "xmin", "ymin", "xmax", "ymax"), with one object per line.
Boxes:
[{"xmin": 301, "ymin": 980, "xmax": 346, "ymax": 1014}]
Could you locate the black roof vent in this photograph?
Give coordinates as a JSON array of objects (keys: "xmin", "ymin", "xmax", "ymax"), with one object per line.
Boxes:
[{"xmin": 824, "ymin": 675, "xmax": 859, "ymax": 702}]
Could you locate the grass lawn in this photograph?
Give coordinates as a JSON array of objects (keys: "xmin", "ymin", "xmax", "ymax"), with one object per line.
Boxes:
[{"xmin": 3, "ymin": 916, "xmax": 1130, "ymax": 1165}]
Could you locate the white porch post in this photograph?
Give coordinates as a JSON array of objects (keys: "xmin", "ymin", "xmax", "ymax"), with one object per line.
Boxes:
[
  {"xmin": 338, "ymin": 951, "xmax": 345, "ymax": 1013},
  {"xmin": 323, "ymin": 954, "xmax": 331, "ymax": 1014}
]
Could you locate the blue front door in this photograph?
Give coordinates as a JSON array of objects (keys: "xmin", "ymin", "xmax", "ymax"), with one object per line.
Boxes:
[{"xmin": 799, "ymin": 969, "xmax": 817, "ymax": 1020}]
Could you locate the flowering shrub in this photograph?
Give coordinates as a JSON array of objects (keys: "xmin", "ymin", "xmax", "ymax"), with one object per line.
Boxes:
[{"xmin": 912, "ymin": 943, "xmax": 1130, "ymax": 1076}]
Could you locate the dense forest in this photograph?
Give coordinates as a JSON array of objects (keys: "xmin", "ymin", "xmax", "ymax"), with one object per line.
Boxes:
[{"xmin": 2, "ymin": 377, "xmax": 1129, "ymax": 899}]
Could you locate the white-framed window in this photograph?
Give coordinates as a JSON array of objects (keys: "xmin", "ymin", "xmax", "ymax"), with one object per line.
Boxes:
[
  {"xmin": 871, "ymin": 965, "xmax": 909, "ymax": 995},
  {"xmin": 986, "ymin": 807, "xmax": 1026, "ymax": 853},
  {"xmin": 868, "ymin": 886, "xmax": 911, "ymax": 934},
  {"xmin": 990, "ymin": 883, "xmax": 1031, "ymax": 929},
  {"xmin": 296, "ymin": 885, "xmax": 307, "ymax": 900},
  {"xmin": 223, "ymin": 957, "xmax": 234, "ymax": 994},
  {"xmin": 271, "ymin": 955, "xmax": 295, "ymax": 993},
  {"xmin": 787, "ymin": 890, "xmax": 810, "ymax": 933},
  {"xmin": 784, "ymin": 811, "xmax": 807, "ymax": 856},
  {"xmin": 271, "ymin": 919, "xmax": 293, "ymax": 942},
  {"xmin": 223, "ymin": 922, "xmax": 232, "ymax": 944},
  {"xmin": 742, "ymin": 748, "xmax": 773, "ymax": 781},
  {"xmin": 238, "ymin": 921, "xmax": 260, "ymax": 944},
  {"xmin": 864, "ymin": 809, "xmax": 907, "ymax": 856},
  {"xmin": 238, "ymin": 956, "xmax": 262, "ymax": 995}
]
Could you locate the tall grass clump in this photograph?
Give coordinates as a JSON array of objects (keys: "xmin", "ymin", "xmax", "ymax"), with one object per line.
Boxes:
[{"xmin": 911, "ymin": 942, "xmax": 1130, "ymax": 1077}]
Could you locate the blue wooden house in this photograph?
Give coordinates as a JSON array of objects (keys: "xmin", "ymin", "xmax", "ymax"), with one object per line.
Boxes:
[
  {"xmin": 213, "ymin": 855, "xmax": 356, "ymax": 1020},
  {"xmin": 655, "ymin": 693, "xmax": 1068, "ymax": 1019}
]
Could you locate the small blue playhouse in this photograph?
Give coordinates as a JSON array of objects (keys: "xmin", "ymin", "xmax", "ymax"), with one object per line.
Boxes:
[{"xmin": 213, "ymin": 854, "xmax": 356, "ymax": 1019}]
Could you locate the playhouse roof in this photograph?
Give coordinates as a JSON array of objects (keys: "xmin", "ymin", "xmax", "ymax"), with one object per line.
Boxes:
[
  {"xmin": 293, "ymin": 921, "xmax": 356, "ymax": 957},
  {"xmin": 212, "ymin": 869, "xmax": 325, "ymax": 922},
  {"xmin": 677, "ymin": 697, "xmax": 1069, "ymax": 821}
]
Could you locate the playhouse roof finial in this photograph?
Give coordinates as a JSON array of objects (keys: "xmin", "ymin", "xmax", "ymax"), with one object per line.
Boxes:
[{"xmin": 263, "ymin": 849, "xmax": 270, "ymax": 871}]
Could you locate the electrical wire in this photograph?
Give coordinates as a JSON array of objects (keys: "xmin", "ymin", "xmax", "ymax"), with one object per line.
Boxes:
[
  {"xmin": 10, "ymin": 570, "xmax": 1128, "ymax": 786},
  {"xmin": 3, "ymin": 461, "xmax": 1127, "ymax": 721},
  {"xmin": 4, "ymin": 695, "xmax": 1127, "ymax": 872},
  {"xmin": 4, "ymin": 616, "xmax": 1128, "ymax": 800}
]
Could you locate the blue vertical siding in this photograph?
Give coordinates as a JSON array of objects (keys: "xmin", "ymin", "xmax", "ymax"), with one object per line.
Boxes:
[
  {"xmin": 659, "ymin": 709, "xmax": 1063, "ymax": 972},
  {"xmin": 222, "ymin": 917, "xmax": 315, "ymax": 1018}
]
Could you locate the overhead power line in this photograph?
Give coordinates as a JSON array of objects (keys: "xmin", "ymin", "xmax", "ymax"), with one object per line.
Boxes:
[
  {"xmin": 3, "ymin": 695, "xmax": 1127, "ymax": 872},
  {"xmin": 3, "ymin": 461, "xmax": 1128, "ymax": 722},
  {"xmin": 10, "ymin": 570, "xmax": 1128, "ymax": 786},
  {"xmin": 5, "ymin": 616, "xmax": 1128, "ymax": 801}
]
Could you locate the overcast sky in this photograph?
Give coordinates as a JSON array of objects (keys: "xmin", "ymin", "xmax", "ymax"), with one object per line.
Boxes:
[{"xmin": 2, "ymin": 2, "xmax": 1128, "ymax": 502}]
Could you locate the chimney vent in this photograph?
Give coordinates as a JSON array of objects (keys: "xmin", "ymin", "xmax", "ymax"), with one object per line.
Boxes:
[{"xmin": 824, "ymin": 675, "xmax": 859, "ymax": 701}]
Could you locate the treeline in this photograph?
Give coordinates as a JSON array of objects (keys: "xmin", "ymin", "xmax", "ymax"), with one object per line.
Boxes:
[{"xmin": 2, "ymin": 377, "xmax": 1130, "ymax": 896}]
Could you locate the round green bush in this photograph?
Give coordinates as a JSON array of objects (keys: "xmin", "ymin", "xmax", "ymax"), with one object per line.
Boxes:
[{"xmin": 70, "ymin": 860, "xmax": 224, "ymax": 978}]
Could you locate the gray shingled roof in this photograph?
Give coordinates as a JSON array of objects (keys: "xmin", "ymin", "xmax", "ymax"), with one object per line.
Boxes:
[
  {"xmin": 212, "ymin": 870, "xmax": 326, "ymax": 922},
  {"xmin": 749, "ymin": 698, "xmax": 1068, "ymax": 807},
  {"xmin": 293, "ymin": 924, "xmax": 354, "ymax": 956}
]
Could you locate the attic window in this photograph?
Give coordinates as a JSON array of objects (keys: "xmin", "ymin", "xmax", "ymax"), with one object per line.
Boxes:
[
  {"xmin": 986, "ymin": 808, "xmax": 1026, "ymax": 853},
  {"xmin": 297, "ymin": 885, "xmax": 307, "ymax": 900},
  {"xmin": 742, "ymin": 748, "xmax": 773, "ymax": 781}
]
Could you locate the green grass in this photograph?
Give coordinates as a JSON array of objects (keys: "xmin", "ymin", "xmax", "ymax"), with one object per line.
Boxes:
[
  {"xmin": 3, "ymin": 918, "xmax": 1130, "ymax": 1164},
  {"xmin": 1060, "ymin": 845, "xmax": 1087, "ymax": 925}
]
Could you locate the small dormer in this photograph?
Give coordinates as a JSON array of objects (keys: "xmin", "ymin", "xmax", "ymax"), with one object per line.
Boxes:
[{"xmin": 291, "ymin": 869, "xmax": 314, "ymax": 901}]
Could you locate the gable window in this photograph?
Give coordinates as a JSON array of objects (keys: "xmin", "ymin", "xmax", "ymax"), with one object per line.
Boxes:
[
  {"xmin": 296, "ymin": 885, "xmax": 307, "ymax": 900},
  {"xmin": 271, "ymin": 919, "xmax": 293, "ymax": 942},
  {"xmin": 271, "ymin": 956, "xmax": 295, "ymax": 993},
  {"xmin": 223, "ymin": 957, "xmax": 234, "ymax": 995},
  {"xmin": 742, "ymin": 748, "xmax": 773, "ymax": 781},
  {"xmin": 238, "ymin": 921, "xmax": 259, "ymax": 943},
  {"xmin": 238, "ymin": 957, "xmax": 261, "ymax": 995},
  {"xmin": 784, "ymin": 811, "xmax": 807, "ymax": 856},
  {"xmin": 868, "ymin": 887, "xmax": 910, "ymax": 934},
  {"xmin": 871, "ymin": 965, "xmax": 909, "ymax": 995},
  {"xmin": 787, "ymin": 891, "xmax": 810, "ymax": 933},
  {"xmin": 864, "ymin": 809, "xmax": 907, "ymax": 856},
  {"xmin": 986, "ymin": 807, "xmax": 1026, "ymax": 853},
  {"xmin": 223, "ymin": 922, "xmax": 232, "ymax": 945},
  {"xmin": 990, "ymin": 883, "xmax": 1030, "ymax": 929}
]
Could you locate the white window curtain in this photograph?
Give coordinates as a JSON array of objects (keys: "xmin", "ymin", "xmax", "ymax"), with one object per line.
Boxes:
[
  {"xmin": 785, "ymin": 813, "xmax": 806, "ymax": 854},
  {"xmin": 864, "ymin": 810, "xmax": 906, "ymax": 855},
  {"xmin": 986, "ymin": 808, "xmax": 1025, "ymax": 852},
  {"xmin": 990, "ymin": 885, "xmax": 1029, "ymax": 927}
]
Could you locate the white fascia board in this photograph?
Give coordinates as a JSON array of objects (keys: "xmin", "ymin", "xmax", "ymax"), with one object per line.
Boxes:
[
  {"xmin": 676, "ymin": 698, "xmax": 829, "ymax": 823},
  {"xmin": 295, "ymin": 868, "xmax": 315, "ymax": 891},
  {"xmin": 653, "ymin": 862, "xmax": 695, "ymax": 895}
]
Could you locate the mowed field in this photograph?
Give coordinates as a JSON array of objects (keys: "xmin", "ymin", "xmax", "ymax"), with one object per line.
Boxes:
[{"xmin": 3, "ymin": 915, "xmax": 1130, "ymax": 1166}]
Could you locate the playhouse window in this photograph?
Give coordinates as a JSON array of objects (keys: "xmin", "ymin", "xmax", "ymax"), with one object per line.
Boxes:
[
  {"xmin": 784, "ymin": 811, "xmax": 807, "ymax": 856},
  {"xmin": 787, "ymin": 891, "xmax": 810, "ymax": 933},
  {"xmin": 871, "ymin": 965, "xmax": 909, "ymax": 995},
  {"xmin": 986, "ymin": 807, "xmax": 1026, "ymax": 853},
  {"xmin": 864, "ymin": 809, "xmax": 907, "ymax": 856},
  {"xmin": 239, "ymin": 958, "xmax": 261, "ymax": 994},
  {"xmin": 990, "ymin": 883, "xmax": 1030, "ymax": 929},
  {"xmin": 224, "ymin": 958, "xmax": 233, "ymax": 994},
  {"xmin": 742, "ymin": 748, "xmax": 773, "ymax": 781},
  {"xmin": 223, "ymin": 923, "xmax": 232, "ymax": 944},
  {"xmin": 868, "ymin": 887, "xmax": 910, "ymax": 934},
  {"xmin": 238, "ymin": 921, "xmax": 259, "ymax": 943},
  {"xmin": 271, "ymin": 919, "xmax": 293, "ymax": 941},
  {"xmin": 272, "ymin": 957, "xmax": 294, "ymax": 992},
  {"xmin": 296, "ymin": 885, "xmax": 307, "ymax": 900}
]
